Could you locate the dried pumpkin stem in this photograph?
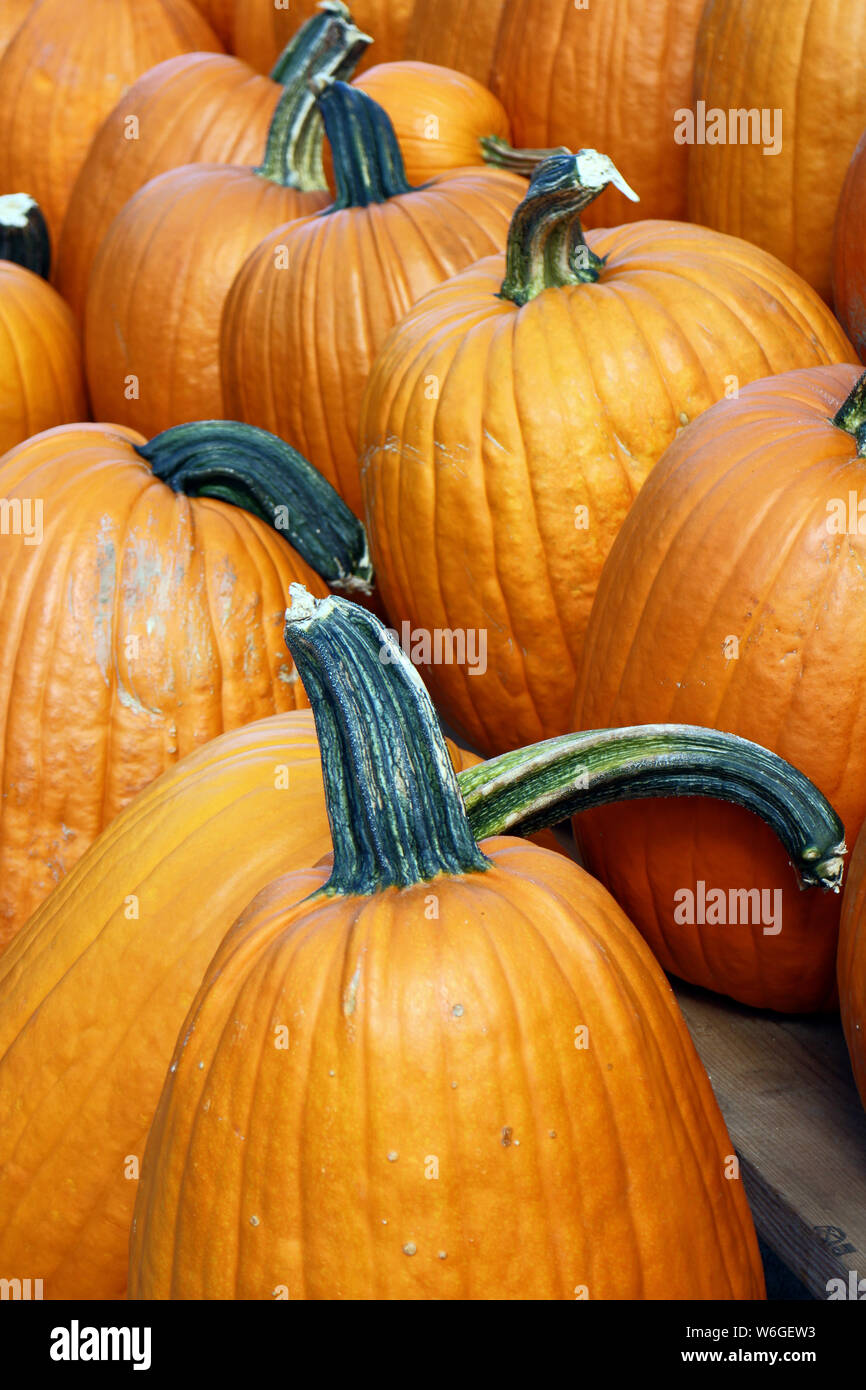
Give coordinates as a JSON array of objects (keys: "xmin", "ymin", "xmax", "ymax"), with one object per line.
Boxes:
[
  {"xmin": 316, "ymin": 79, "xmax": 413, "ymax": 209},
  {"xmin": 832, "ymin": 371, "xmax": 866, "ymax": 455},
  {"xmin": 0, "ymin": 194, "xmax": 50, "ymax": 279},
  {"xmin": 137, "ymin": 422, "xmax": 373, "ymax": 594},
  {"xmin": 283, "ymin": 588, "xmax": 489, "ymax": 894},
  {"xmin": 256, "ymin": 6, "xmax": 372, "ymax": 192},
  {"xmin": 459, "ymin": 726, "xmax": 846, "ymax": 892},
  {"xmin": 480, "ymin": 134, "xmax": 570, "ymax": 178},
  {"xmin": 500, "ymin": 150, "xmax": 639, "ymax": 306}
]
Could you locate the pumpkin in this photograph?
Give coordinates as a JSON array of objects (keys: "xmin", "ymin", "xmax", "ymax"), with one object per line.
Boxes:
[
  {"xmin": 360, "ymin": 152, "xmax": 855, "ymax": 757},
  {"xmin": 346, "ymin": 60, "xmax": 511, "ymax": 185},
  {"xmin": 402, "ymin": 0, "xmax": 507, "ymax": 86},
  {"xmin": 189, "ymin": 0, "xmax": 235, "ymax": 47},
  {"xmin": 571, "ymin": 363, "xmax": 866, "ymax": 1013},
  {"xmin": 491, "ymin": 0, "xmax": 705, "ymax": 225},
  {"xmin": 0, "ymin": 0, "xmax": 222, "ymax": 244},
  {"xmin": 0, "ymin": 654, "xmax": 837, "ymax": 1301},
  {"xmin": 688, "ymin": 0, "xmax": 866, "ymax": 303},
  {"xmin": 839, "ymin": 821, "xmax": 866, "ymax": 1110},
  {"xmin": 129, "ymin": 589, "xmax": 767, "ymax": 1300},
  {"xmin": 233, "ymin": 0, "xmax": 411, "ymax": 75},
  {"xmin": 83, "ymin": 9, "xmax": 369, "ymax": 436},
  {"xmin": 0, "ymin": 709, "xmax": 483, "ymax": 1300},
  {"xmin": 0, "ymin": 196, "xmax": 87, "ymax": 455},
  {"xmin": 833, "ymin": 129, "xmax": 866, "ymax": 363},
  {"xmin": 0, "ymin": 0, "xmax": 30, "ymax": 64},
  {"xmin": 0, "ymin": 418, "xmax": 371, "ymax": 940},
  {"xmin": 221, "ymin": 80, "xmax": 525, "ymax": 517}
]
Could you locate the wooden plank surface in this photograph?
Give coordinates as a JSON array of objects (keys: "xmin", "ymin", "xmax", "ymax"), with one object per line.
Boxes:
[{"xmin": 674, "ymin": 981, "xmax": 866, "ymax": 1300}]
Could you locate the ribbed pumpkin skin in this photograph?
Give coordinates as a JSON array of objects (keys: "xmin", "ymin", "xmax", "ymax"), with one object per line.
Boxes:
[
  {"xmin": 360, "ymin": 222, "xmax": 854, "ymax": 757},
  {"xmin": 492, "ymin": 0, "xmax": 704, "ymax": 225},
  {"xmin": 190, "ymin": 0, "xmax": 235, "ymax": 46},
  {"xmin": 0, "ymin": 424, "xmax": 324, "ymax": 942},
  {"xmin": 234, "ymin": 0, "xmax": 410, "ymax": 74},
  {"xmin": 0, "ymin": 263, "xmax": 87, "ymax": 454},
  {"xmin": 573, "ymin": 365, "xmax": 866, "ymax": 1013},
  {"xmin": 833, "ymin": 130, "xmax": 866, "ymax": 363},
  {"xmin": 688, "ymin": 0, "xmax": 866, "ymax": 303},
  {"xmin": 221, "ymin": 168, "xmax": 525, "ymax": 517},
  {"xmin": 130, "ymin": 838, "xmax": 765, "ymax": 1300},
  {"xmin": 403, "ymin": 0, "xmax": 507, "ymax": 86},
  {"xmin": 0, "ymin": 0, "xmax": 222, "ymax": 243},
  {"xmin": 0, "ymin": 0, "xmax": 31, "ymax": 63},
  {"xmin": 348, "ymin": 61, "xmax": 510, "ymax": 184},
  {"xmin": 0, "ymin": 709, "xmax": 478, "ymax": 1300},
  {"xmin": 56, "ymin": 54, "xmax": 284, "ymax": 323},
  {"xmin": 84, "ymin": 166, "xmax": 328, "ymax": 437},
  {"xmin": 839, "ymin": 824, "xmax": 866, "ymax": 1109}
]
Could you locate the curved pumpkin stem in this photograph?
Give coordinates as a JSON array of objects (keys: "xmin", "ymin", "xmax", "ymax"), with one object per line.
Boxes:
[
  {"xmin": 459, "ymin": 727, "xmax": 846, "ymax": 892},
  {"xmin": 284, "ymin": 587, "xmax": 489, "ymax": 894},
  {"xmin": 500, "ymin": 150, "xmax": 639, "ymax": 306},
  {"xmin": 137, "ymin": 422, "xmax": 373, "ymax": 595},
  {"xmin": 315, "ymin": 79, "xmax": 413, "ymax": 209},
  {"xmin": 480, "ymin": 134, "xmax": 570, "ymax": 178},
  {"xmin": 832, "ymin": 371, "xmax": 866, "ymax": 455},
  {"xmin": 0, "ymin": 193, "xmax": 50, "ymax": 279},
  {"xmin": 256, "ymin": 5, "xmax": 372, "ymax": 192}
]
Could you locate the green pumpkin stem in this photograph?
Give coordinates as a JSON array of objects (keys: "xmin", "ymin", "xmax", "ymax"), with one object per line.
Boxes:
[
  {"xmin": 256, "ymin": 5, "xmax": 372, "ymax": 191},
  {"xmin": 500, "ymin": 150, "xmax": 639, "ymax": 306},
  {"xmin": 137, "ymin": 422, "xmax": 373, "ymax": 594},
  {"xmin": 832, "ymin": 372, "xmax": 866, "ymax": 455},
  {"xmin": 0, "ymin": 194, "xmax": 51, "ymax": 279},
  {"xmin": 315, "ymin": 78, "xmax": 413, "ymax": 210},
  {"xmin": 480, "ymin": 134, "xmax": 570, "ymax": 178},
  {"xmin": 459, "ymin": 727, "xmax": 845, "ymax": 891},
  {"xmin": 283, "ymin": 588, "xmax": 488, "ymax": 894}
]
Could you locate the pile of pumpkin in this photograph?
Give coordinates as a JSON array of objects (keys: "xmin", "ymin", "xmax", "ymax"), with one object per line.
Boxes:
[{"xmin": 0, "ymin": 0, "xmax": 865, "ymax": 1303}]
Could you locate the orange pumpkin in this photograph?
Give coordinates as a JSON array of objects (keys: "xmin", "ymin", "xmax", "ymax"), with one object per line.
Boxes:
[
  {"xmin": 833, "ymin": 129, "xmax": 866, "ymax": 362},
  {"xmin": 189, "ymin": 0, "xmax": 235, "ymax": 47},
  {"xmin": 492, "ymin": 0, "xmax": 705, "ymax": 225},
  {"xmin": 0, "ymin": 196, "xmax": 87, "ymax": 454},
  {"xmin": 129, "ymin": 590, "xmax": 766, "ymax": 1300},
  {"xmin": 360, "ymin": 152, "xmax": 855, "ymax": 757},
  {"xmin": 233, "ymin": 0, "xmax": 411, "ymax": 74},
  {"xmin": 688, "ymin": 0, "xmax": 866, "ymax": 302},
  {"xmin": 0, "ymin": 0, "xmax": 222, "ymax": 243},
  {"xmin": 572, "ymin": 364, "xmax": 866, "ymax": 1013},
  {"xmin": 0, "ymin": 0, "xmax": 30, "ymax": 63},
  {"xmin": 403, "ymin": 0, "xmax": 507, "ymax": 86},
  {"xmin": 347, "ymin": 60, "xmax": 511, "ymax": 184},
  {"xmin": 840, "ymin": 821, "xmax": 866, "ymax": 1110},
  {"xmin": 83, "ymin": 10, "xmax": 369, "ymax": 436},
  {"xmin": 222, "ymin": 80, "xmax": 525, "ymax": 517},
  {"xmin": 0, "ymin": 418, "xmax": 371, "ymax": 941}
]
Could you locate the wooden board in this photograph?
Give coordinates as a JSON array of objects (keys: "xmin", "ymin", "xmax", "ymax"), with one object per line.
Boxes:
[{"xmin": 674, "ymin": 980, "xmax": 866, "ymax": 1300}]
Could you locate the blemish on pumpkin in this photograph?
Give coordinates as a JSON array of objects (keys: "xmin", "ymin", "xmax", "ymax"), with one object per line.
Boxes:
[
  {"xmin": 678, "ymin": 412, "xmax": 689, "ymax": 426},
  {"xmin": 549, "ymin": 1130, "xmax": 557, "ymax": 1138},
  {"xmin": 403, "ymin": 1243, "xmax": 417, "ymax": 1256},
  {"xmin": 501, "ymin": 1126, "xmax": 513, "ymax": 1147},
  {"xmin": 438, "ymin": 1251, "xmax": 447, "ymax": 1260},
  {"xmin": 343, "ymin": 961, "xmax": 362, "ymax": 1016},
  {"xmin": 387, "ymin": 1151, "xmax": 399, "ymax": 1163},
  {"xmin": 452, "ymin": 1004, "xmax": 464, "ymax": 1018},
  {"xmin": 249, "ymin": 1215, "xmax": 260, "ymax": 1227}
]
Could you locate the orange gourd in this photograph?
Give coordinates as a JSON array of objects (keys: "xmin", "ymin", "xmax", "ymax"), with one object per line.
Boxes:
[
  {"xmin": 688, "ymin": 0, "xmax": 866, "ymax": 302},
  {"xmin": 83, "ymin": 8, "xmax": 369, "ymax": 436},
  {"xmin": 0, "ymin": 419, "xmax": 371, "ymax": 940},
  {"xmin": 360, "ymin": 153, "xmax": 854, "ymax": 757},
  {"xmin": 221, "ymin": 80, "xmax": 525, "ymax": 517},
  {"xmin": 0, "ymin": 196, "xmax": 87, "ymax": 454},
  {"xmin": 492, "ymin": 0, "xmax": 705, "ymax": 225},
  {"xmin": 0, "ymin": 0, "xmax": 222, "ymax": 243},
  {"xmin": 572, "ymin": 364, "xmax": 866, "ymax": 1013},
  {"xmin": 129, "ymin": 590, "xmax": 767, "ymax": 1300},
  {"xmin": 233, "ymin": 0, "xmax": 410, "ymax": 74}
]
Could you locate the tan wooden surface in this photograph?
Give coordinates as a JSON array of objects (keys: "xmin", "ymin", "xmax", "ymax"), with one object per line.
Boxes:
[{"xmin": 674, "ymin": 981, "xmax": 866, "ymax": 1300}]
